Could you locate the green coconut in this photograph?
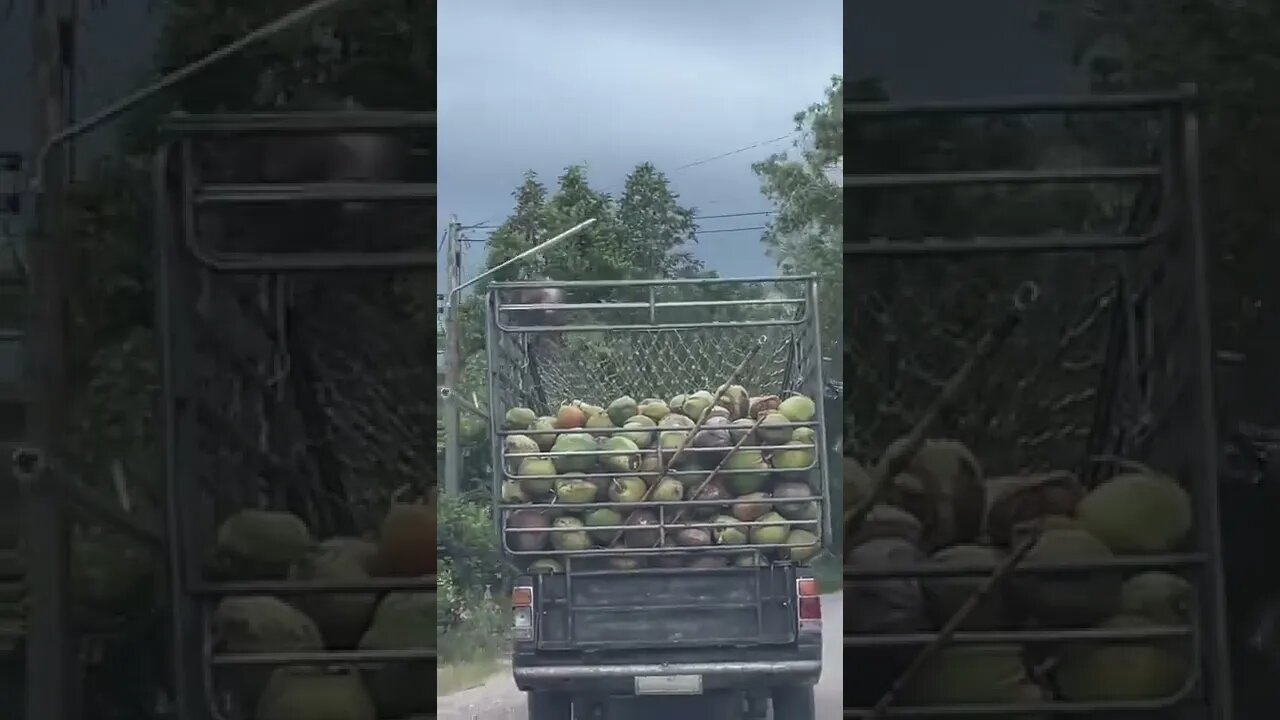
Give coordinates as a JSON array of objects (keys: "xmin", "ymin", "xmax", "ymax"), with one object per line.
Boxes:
[
  {"xmin": 902, "ymin": 644, "xmax": 1038, "ymax": 706},
  {"xmin": 1014, "ymin": 526, "xmax": 1121, "ymax": 627},
  {"xmin": 607, "ymin": 396, "xmax": 639, "ymax": 426},
  {"xmin": 287, "ymin": 537, "xmax": 379, "ymax": 649},
  {"xmin": 715, "ymin": 383, "xmax": 750, "ymax": 419},
  {"xmin": 504, "ymin": 407, "xmax": 537, "ymax": 430},
  {"xmin": 618, "ymin": 415, "xmax": 657, "ymax": 448},
  {"xmin": 255, "ymin": 667, "xmax": 375, "ymax": 720},
  {"xmin": 583, "ymin": 412, "xmax": 616, "ymax": 436},
  {"xmin": 923, "ymin": 544, "xmax": 1011, "ymax": 630},
  {"xmin": 357, "ymin": 593, "xmax": 435, "ymax": 716},
  {"xmin": 682, "ymin": 390, "xmax": 716, "ymax": 422},
  {"xmin": 213, "ymin": 596, "xmax": 324, "ymax": 708},
  {"xmin": 712, "ymin": 515, "xmax": 748, "ymax": 546},
  {"xmin": 598, "ymin": 435, "xmax": 642, "ymax": 473},
  {"xmin": 778, "ymin": 394, "xmax": 816, "ymax": 423},
  {"xmin": 1075, "ymin": 466, "xmax": 1192, "ymax": 554},
  {"xmin": 723, "ymin": 449, "xmax": 769, "ymax": 495},
  {"xmin": 550, "ymin": 516, "xmax": 592, "ymax": 551},
  {"xmin": 528, "ymin": 558, "xmax": 563, "ymax": 574},
  {"xmin": 786, "ymin": 529, "xmax": 821, "ymax": 564},
  {"xmin": 1055, "ymin": 615, "xmax": 1191, "ymax": 701},
  {"xmin": 638, "ymin": 398, "xmax": 671, "ymax": 422},
  {"xmin": 584, "ymin": 508, "xmax": 624, "ymax": 544},
  {"xmin": 771, "ymin": 440, "xmax": 815, "ymax": 480},
  {"xmin": 516, "ymin": 456, "xmax": 558, "ymax": 498},
  {"xmin": 215, "ymin": 510, "xmax": 315, "ymax": 580},
  {"xmin": 749, "ymin": 511, "xmax": 790, "ymax": 546},
  {"xmin": 502, "ymin": 434, "xmax": 542, "ymax": 472},
  {"xmin": 529, "ymin": 416, "xmax": 559, "ymax": 451},
  {"xmin": 756, "ymin": 412, "xmax": 793, "ymax": 445},
  {"xmin": 1120, "ymin": 572, "xmax": 1192, "ymax": 625},
  {"xmin": 729, "ymin": 418, "xmax": 757, "ymax": 444},
  {"xmin": 550, "ymin": 431, "xmax": 599, "ymax": 473},
  {"xmin": 553, "ymin": 474, "xmax": 600, "ymax": 504}
]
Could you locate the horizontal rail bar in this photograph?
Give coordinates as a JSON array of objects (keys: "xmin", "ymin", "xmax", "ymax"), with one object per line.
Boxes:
[
  {"xmin": 161, "ymin": 110, "xmax": 437, "ymax": 135},
  {"xmin": 845, "ymin": 88, "xmax": 1195, "ymax": 117},
  {"xmin": 193, "ymin": 576, "xmax": 436, "ymax": 596},
  {"xmin": 497, "ymin": 318, "xmax": 808, "ymax": 333},
  {"xmin": 515, "ymin": 660, "xmax": 820, "ymax": 679},
  {"xmin": 844, "ymin": 234, "xmax": 1150, "ymax": 256},
  {"xmin": 843, "ymin": 624, "xmax": 1191, "ymax": 648},
  {"xmin": 488, "ymin": 274, "xmax": 816, "ymax": 289},
  {"xmin": 194, "ymin": 182, "xmax": 436, "ymax": 204},
  {"xmin": 183, "ymin": 247, "xmax": 437, "ymax": 272},
  {"xmin": 843, "ymin": 552, "xmax": 1205, "ymax": 579},
  {"xmin": 844, "ymin": 166, "xmax": 1160, "ymax": 189},
  {"xmin": 507, "ymin": 542, "xmax": 814, "ymax": 556},
  {"xmin": 212, "ymin": 647, "xmax": 435, "ymax": 667},
  {"xmin": 497, "ymin": 421, "xmax": 818, "ymax": 437},
  {"xmin": 496, "ymin": 297, "xmax": 805, "ymax": 313},
  {"xmin": 500, "ymin": 497, "xmax": 823, "ymax": 511}
]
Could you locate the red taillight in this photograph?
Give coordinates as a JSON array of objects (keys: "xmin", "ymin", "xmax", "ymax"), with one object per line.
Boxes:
[
  {"xmin": 511, "ymin": 585, "xmax": 535, "ymax": 642},
  {"xmin": 796, "ymin": 578, "xmax": 821, "ymax": 624},
  {"xmin": 512, "ymin": 585, "xmax": 533, "ymax": 607}
]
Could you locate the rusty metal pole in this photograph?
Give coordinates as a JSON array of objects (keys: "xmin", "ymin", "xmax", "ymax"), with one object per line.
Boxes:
[{"xmin": 23, "ymin": 0, "xmax": 75, "ymax": 717}]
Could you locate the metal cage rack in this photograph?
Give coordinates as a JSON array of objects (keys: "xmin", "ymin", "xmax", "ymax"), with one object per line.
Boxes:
[
  {"xmin": 487, "ymin": 276, "xmax": 833, "ymax": 570},
  {"xmin": 154, "ymin": 110, "xmax": 437, "ymax": 720},
  {"xmin": 844, "ymin": 88, "xmax": 1232, "ymax": 719}
]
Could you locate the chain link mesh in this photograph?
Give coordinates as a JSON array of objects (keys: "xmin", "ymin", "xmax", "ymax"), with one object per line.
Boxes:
[{"xmin": 489, "ymin": 283, "xmax": 821, "ymax": 414}]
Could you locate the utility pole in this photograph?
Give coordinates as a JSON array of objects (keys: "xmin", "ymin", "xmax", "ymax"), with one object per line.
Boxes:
[
  {"xmin": 444, "ymin": 217, "xmax": 463, "ymax": 494},
  {"xmin": 24, "ymin": 0, "xmax": 75, "ymax": 718}
]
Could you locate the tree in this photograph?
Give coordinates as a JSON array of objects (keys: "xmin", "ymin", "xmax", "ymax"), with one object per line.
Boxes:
[{"xmin": 752, "ymin": 76, "xmax": 843, "ymax": 368}]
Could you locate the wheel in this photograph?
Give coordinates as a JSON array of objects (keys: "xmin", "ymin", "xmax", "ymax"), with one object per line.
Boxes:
[
  {"xmin": 528, "ymin": 690, "xmax": 573, "ymax": 719},
  {"xmin": 771, "ymin": 684, "xmax": 816, "ymax": 719}
]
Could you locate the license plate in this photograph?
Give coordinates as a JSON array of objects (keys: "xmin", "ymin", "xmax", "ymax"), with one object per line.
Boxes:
[{"xmin": 635, "ymin": 674, "xmax": 703, "ymax": 695}]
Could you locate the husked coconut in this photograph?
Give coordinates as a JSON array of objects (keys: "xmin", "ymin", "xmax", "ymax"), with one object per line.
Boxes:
[
  {"xmin": 884, "ymin": 437, "xmax": 985, "ymax": 550},
  {"xmin": 984, "ymin": 470, "xmax": 1084, "ymax": 547},
  {"xmin": 1076, "ymin": 465, "xmax": 1192, "ymax": 554}
]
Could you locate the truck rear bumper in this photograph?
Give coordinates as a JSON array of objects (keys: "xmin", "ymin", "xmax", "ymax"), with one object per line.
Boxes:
[{"xmin": 513, "ymin": 659, "xmax": 821, "ymax": 694}]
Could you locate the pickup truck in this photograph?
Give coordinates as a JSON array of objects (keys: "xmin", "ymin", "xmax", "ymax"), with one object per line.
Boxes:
[{"xmin": 488, "ymin": 276, "xmax": 832, "ymax": 719}]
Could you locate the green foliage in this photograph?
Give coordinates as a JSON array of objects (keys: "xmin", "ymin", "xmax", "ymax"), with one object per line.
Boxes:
[
  {"xmin": 435, "ymin": 492, "xmax": 505, "ymax": 599},
  {"xmin": 753, "ymin": 75, "xmax": 844, "ymax": 365}
]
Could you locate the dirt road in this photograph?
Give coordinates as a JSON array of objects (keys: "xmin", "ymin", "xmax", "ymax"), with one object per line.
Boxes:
[{"xmin": 437, "ymin": 591, "xmax": 844, "ymax": 720}]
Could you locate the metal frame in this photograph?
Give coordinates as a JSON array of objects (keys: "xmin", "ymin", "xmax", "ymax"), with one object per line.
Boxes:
[
  {"xmin": 844, "ymin": 88, "xmax": 1232, "ymax": 719},
  {"xmin": 154, "ymin": 109, "xmax": 437, "ymax": 720},
  {"xmin": 483, "ymin": 274, "xmax": 834, "ymax": 561}
]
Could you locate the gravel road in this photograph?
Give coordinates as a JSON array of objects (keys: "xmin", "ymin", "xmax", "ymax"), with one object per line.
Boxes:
[{"xmin": 437, "ymin": 591, "xmax": 843, "ymax": 720}]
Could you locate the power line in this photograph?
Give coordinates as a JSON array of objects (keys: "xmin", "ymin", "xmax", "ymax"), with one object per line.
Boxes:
[
  {"xmin": 672, "ymin": 133, "xmax": 797, "ymax": 171},
  {"xmin": 694, "ymin": 225, "xmax": 768, "ymax": 235},
  {"xmin": 460, "ymin": 209, "xmax": 774, "ymax": 232}
]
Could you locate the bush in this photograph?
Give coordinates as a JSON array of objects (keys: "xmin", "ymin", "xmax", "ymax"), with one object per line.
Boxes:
[{"xmin": 435, "ymin": 492, "xmax": 506, "ymax": 626}]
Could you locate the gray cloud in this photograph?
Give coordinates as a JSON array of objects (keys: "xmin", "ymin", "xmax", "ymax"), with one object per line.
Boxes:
[{"xmin": 438, "ymin": 0, "xmax": 842, "ymax": 284}]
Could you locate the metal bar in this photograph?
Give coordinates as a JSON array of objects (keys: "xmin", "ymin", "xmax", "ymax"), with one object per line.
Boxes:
[
  {"xmin": 444, "ymin": 216, "xmax": 462, "ymax": 495},
  {"xmin": 31, "ymin": 0, "xmax": 364, "ymax": 191},
  {"xmin": 212, "ymin": 648, "xmax": 436, "ymax": 667},
  {"xmin": 194, "ymin": 182, "xmax": 437, "ymax": 204},
  {"xmin": 1179, "ymin": 100, "xmax": 1235, "ymax": 720},
  {"xmin": 193, "ymin": 576, "xmax": 435, "ymax": 596},
  {"xmin": 495, "ymin": 318, "xmax": 809, "ymax": 333},
  {"xmin": 845, "ymin": 166, "xmax": 1160, "ymax": 189},
  {"xmin": 489, "ymin": 274, "xmax": 813, "ymax": 289},
  {"xmin": 844, "ymin": 234, "xmax": 1149, "ymax": 256},
  {"xmin": 161, "ymin": 110, "xmax": 436, "ymax": 135},
  {"xmin": 845, "ymin": 88, "xmax": 1195, "ymax": 117},
  {"xmin": 843, "ymin": 552, "xmax": 1205, "ymax": 578},
  {"xmin": 844, "ymin": 625, "xmax": 1190, "ymax": 648},
  {"xmin": 175, "ymin": 140, "xmax": 436, "ymax": 273},
  {"xmin": 496, "ymin": 297, "xmax": 805, "ymax": 312}
]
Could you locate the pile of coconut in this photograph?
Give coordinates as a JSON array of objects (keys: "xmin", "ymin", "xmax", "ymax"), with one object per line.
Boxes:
[
  {"xmin": 210, "ymin": 492, "xmax": 435, "ymax": 720},
  {"xmin": 844, "ymin": 441, "xmax": 1196, "ymax": 709}
]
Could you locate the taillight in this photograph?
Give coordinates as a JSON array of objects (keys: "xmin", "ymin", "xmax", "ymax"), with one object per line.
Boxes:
[
  {"xmin": 796, "ymin": 578, "xmax": 821, "ymax": 628},
  {"xmin": 511, "ymin": 585, "xmax": 534, "ymax": 641}
]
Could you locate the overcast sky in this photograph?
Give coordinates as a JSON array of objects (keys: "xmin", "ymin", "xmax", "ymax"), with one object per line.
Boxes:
[{"xmin": 437, "ymin": 0, "xmax": 842, "ymax": 288}]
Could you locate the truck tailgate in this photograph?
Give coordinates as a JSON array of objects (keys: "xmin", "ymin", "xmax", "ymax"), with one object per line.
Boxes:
[{"xmin": 533, "ymin": 565, "xmax": 798, "ymax": 650}]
